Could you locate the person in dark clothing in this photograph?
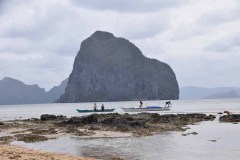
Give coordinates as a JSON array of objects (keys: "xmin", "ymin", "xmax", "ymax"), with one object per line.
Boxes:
[
  {"xmin": 139, "ymin": 101, "xmax": 143, "ymax": 108},
  {"xmin": 101, "ymin": 104, "xmax": 105, "ymax": 111},
  {"xmin": 93, "ymin": 103, "xmax": 97, "ymax": 111},
  {"xmin": 165, "ymin": 101, "xmax": 171, "ymax": 107}
]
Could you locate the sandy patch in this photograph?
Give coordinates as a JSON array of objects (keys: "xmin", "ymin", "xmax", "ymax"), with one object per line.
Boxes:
[{"xmin": 0, "ymin": 145, "xmax": 94, "ymax": 160}]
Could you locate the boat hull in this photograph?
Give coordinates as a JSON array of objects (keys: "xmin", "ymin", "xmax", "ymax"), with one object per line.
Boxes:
[
  {"xmin": 121, "ymin": 106, "xmax": 170, "ymax": 112},
  {"xmin": 76, "ymin": 109, "xmax": 115, "ymax": 113}
]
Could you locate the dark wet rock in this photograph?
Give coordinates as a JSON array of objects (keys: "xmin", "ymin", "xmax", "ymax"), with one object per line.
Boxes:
[
  {"xmin": 191, "ymin": 132, "xmax": 198, "ymax": 135},
  {"xmin": 88, "ymin": 125, "xmax": 101, "ymax": 130},
  {"xmin": 77, "ymin": 113, "xmax": 206, "ymax": 135},
  {"xmin": 15, "ymin": 134, "xmax": 48, "ymax": 143},
  {"xmin": 209, "ymin": 140, "xmax": 217, "ymax": 142},
  {"xmin": 31, "ymin": 118, "xmax": 41, "ymax": 122},
  {"xmin": 0, "ymin": 136, "xmax": 14, "ymax": 142},
  {"xmin": 40, "ymin": 114, "xmax": 66, "ymax": 121},
  {"xmin": 66, "ymin": 126, "xmax": 94, "ymax": 136},
  {"xmin": 55, "ymin": 115, "xmax": 67, "ymax": 121},
  {"xmin": 117, "ymin": 120, "xmax": 146, "ymax": 132},
  {"xmin": 181, "ymin": 132, "xmax": 198, "ymax": 136},
  {"xmin": 75, "ymin": 130, "xmax": 95, "ymax": 136},
  {"xmin": 8, "ymin": 155, "xmax": 22, "ymax": 159},
  {"xmin": 0, "ymin": 121, "xmax": 4, "ymax": 125},
  {"xmin": 58, "ymin": 113, "xmax": 215, "ymax": 135},
  {"xmin": 133, "ymin": 129, "xmax": 153, "ymax": 136},
  {"xmin": 59, "ymin": 118, "xmax": 79, "ymax": 126},
  {"xmin": 6, "ymin": 113, "xmax": 217, "ymax": 138},
  {"xmin": 218, "ymin": 112, "xmax": 223, "ymax": 114},
  {"xmin": 66, "ymin": 125, "xmax": 80, "ymax": 134},
  {"xmin": 22, "ymin": 118, "xmax": 38, "ymax": 122},
  {"xmin": 81, "ymin": 114, "xmax": 98, "ymax": 124},
  {"xmin": 204, "ymin": 115, "xmax": 216, "ymax": 120},
  {"xmin": 10, "ymin": 130, "xmax": 29, "ymax": 134},
  {"xmin": 100, "ymin": 114, "xmax": 148, "ymax": 132},
  {"xmin": 31, "ymin": 128, "xmax": 57, "ymax": 135},
  {"xmin": 111, "ymin": 157, "xmax": 125, "ymax": 160},
  {"xmin": 64, "ymin": 114, "xmax": 98, "ymax": 126},
  {"xmin": 40, "ymin": 114, "xmax": 57, "ymax": 121},
  {"xmin": 141, "ymin": 113, "xmax": 215, "ymax": 124},
  {"xmin": 101, "ymin": 117, "xmax": 116, "ymax": 125},
  {"xmin": 219, "ymin": 114, "xmax": 240, "ymax": 123}
]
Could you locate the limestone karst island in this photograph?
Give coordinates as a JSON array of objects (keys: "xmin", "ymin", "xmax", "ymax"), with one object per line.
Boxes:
[{"xmin": 59, "ymin": 31, "xmax": 179, "ymax": 102}]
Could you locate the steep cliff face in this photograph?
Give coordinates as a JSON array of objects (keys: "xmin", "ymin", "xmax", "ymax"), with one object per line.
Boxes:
[{"xmin": 59, "ymin": 31, "xmax": 179, "ymax": 102}]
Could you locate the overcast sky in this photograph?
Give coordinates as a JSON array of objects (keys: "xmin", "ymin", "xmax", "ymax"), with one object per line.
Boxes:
[{"xmin": 1, "ymin": 0, "xmax": 240, "ymax": 90}]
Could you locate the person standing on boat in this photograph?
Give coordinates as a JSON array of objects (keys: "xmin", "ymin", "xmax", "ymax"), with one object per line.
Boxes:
[
  {"xmin": 101, "ymin": 104, "xmax": 105, "ymax": 111},
  {"xmin": 139, "ymin": 101, "xmax": 143, "ymax": 108},
  {"xmin": 165, "ymin": 101, "xmax": 171, "ymax": 107},
  {"xmin": 94, "ymin": 103, "xmax": 97, "ymax": 111}
]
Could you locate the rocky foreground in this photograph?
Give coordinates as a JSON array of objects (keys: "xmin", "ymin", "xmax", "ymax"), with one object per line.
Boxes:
[
  {"xmin": 0, "ymin": 113, "xmax": 216, "ymax": 145},
  {"xmin": 1, "ymin": 113, "xmax": 239, "ymax": 160},
  {"xmin": 219, "ymin": 114, "xmax": 240, "ymax": 123}
]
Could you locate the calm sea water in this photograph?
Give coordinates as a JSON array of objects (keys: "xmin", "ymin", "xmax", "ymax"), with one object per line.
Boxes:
[
  {"xmin": 1, "ymin": 99, "xmax": 240, "ymax": 160},
  {"xmin": 1, "ymin": 98, "xmax": 240, "ymax": 121}
]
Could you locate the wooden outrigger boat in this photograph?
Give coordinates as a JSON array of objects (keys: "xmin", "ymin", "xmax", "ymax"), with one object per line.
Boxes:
[
  {"xmin": 76, "ymin": 109, "xmax": 115, "ymax": 113},
  {"xmin": 121, "ymin": 106, "xmax": 170, "ymax": 112}
]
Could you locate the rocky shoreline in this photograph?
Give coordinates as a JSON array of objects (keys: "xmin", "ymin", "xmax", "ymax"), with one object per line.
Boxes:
[
  {"xmin": 1, "ymin": 113, "xmax": 239, "ymax": 160},
  {"xmin": 219, "ymin": 114, "xmax": 240, "ymax": 123},
  {"xmin": 0, "ymin": 113, "xmax": 216, "ymax": 144}
]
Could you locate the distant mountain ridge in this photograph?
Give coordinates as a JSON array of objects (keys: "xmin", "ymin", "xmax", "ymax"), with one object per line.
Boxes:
[
  {"xmin": 205, "ymin": 90, "xmax": 239, "ymax": 99},
  {"xmin": 0, "ymin": 77, "xmax": 68, "ymax": 105},
  {"xmin": 1, "ymin": 78, "xmax": 239, "ymax": 104},
  {"xmin": 180, "ymin": 86, "xmax": 240, "ymax": 99}
]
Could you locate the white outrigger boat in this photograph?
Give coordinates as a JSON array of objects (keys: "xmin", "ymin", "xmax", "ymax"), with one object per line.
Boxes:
[{"xmin": 121, "ymin": 106, "xmax": 170, "ymax": 112}]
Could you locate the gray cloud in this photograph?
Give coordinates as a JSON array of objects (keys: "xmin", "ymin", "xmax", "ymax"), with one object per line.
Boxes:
[
  {"xmin": 1, "ymin": 0, "xmax": 240, "ymax": 89},
  {"xmin": 115, "ymin": 13, "xmax": 170, "ymax": 40},
  {"xmin": 0, "ymin": 0, "xmax": 4, "ymax": 8},
  {"xmin": 205, "ymin": 44, "xmax": 231, "ymax": 53},
  {"xmin": 0, "ymin": 0, "xmax": 32, "ymax": 16},
  {"xmin": 205, "ymin": 34, "xmax": 240, "ymax": 52},
  {"xmin": 0, "ymin": 52, "xmax": 74, "ymax": 89},
  {"xmin": 1, "ymin": 2, "xmax": 68, "ymax": 40},
  {"xmin": 198, "ymin": 8, "xmax": 240, "ymax": 26},
  {"xmin": 0, "ymin": 0, "xmax": 9, "ymax": 15},
  {"xmin": 172, "ymin": 2, "xmax": 240, "ymax": 41},
  {"xmin": 71, "ymin": 0, "xmax": 185, "ymax": 13}
]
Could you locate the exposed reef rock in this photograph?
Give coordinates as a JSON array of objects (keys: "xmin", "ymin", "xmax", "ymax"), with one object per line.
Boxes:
[
  {"xmin": 0, "ymin": 113, "xmax": 216, "ymax": 141},
  {"xmin": 59, "ymin": 31, "xmax": 179, "ymax": 102},
  {"xmin": 56, "ymin": 113, "xmax": 215, "ymax": 135},
  {"xmin": 219, "ymin": 114, "xmax": 240, "ymax": 123}
]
